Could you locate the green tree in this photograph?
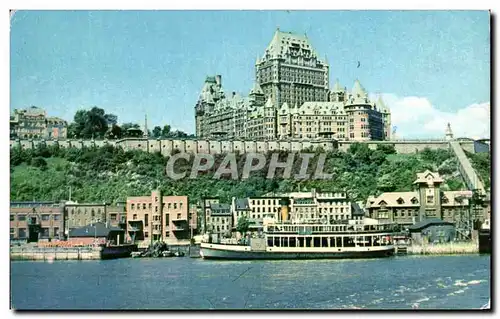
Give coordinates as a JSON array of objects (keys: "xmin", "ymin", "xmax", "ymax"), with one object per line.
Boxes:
[
  {"xmin": 236, "ymin": 215, "xmax": 250, "ymax": 236},
  {"xmin": 106, "ymin": 124, "xmax": 123, "ymax": 139},
  {"xmin": 162, "ymin": 124, "xmax": 171, "ymax": 137},
  {"xmin": 31, "ymin": 157, "xmax": 47, "ymax": 170},
  {"xmin": 152, "ymin": 126, "xmax": 162, "ymax": 138},
  {"xmin": 104, "ymin": 114, "xmax": 118, "ymax": 126}
]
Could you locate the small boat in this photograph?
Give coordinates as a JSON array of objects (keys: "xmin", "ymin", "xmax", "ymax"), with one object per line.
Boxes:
[
  {"xmin": 162, "ymin": 251, "xmax": 174, "ymax": 257},
  {"xmin": 131, "ymin": 252, "xmax": 142, "ymax": 258},
  {"xmin": 174, "ymin": 251, "xmax": 185, "ymax": 257}
]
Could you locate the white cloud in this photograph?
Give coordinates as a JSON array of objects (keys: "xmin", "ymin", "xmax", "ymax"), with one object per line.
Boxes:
[{"xmin": 373, "ymin": 93, "xmax": 490, "ymax": 140}]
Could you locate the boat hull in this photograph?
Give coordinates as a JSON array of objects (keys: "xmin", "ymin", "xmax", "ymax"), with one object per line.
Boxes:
[
  {"xmin": 200, "ymin": 244, "xmax": 395, "ymax": 260},
  {"xmin": 478, "ymin": 230, "xmax": 491, "ymax": 254}
]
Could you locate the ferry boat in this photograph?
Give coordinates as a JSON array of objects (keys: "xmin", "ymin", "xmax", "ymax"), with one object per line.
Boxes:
[{"xmin": 200, "ymin": 218, "xmax": 396, "ymax": 260}]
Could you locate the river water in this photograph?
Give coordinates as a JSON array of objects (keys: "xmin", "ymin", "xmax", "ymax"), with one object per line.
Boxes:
[{"xmin": 10, "ymin": 255, "xmax": 490, "ymax": 310}]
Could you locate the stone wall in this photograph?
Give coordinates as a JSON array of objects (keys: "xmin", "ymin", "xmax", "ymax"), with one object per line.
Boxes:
[{"xmin": 9, "ymin": 138, "xmax": 478, "ymax": 155}]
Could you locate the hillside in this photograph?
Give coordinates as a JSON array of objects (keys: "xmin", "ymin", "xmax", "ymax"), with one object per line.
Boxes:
[
  {"xmin": 465, "ymin": 151, "xmax": 491, "ymax": 190},
  {"xmin": 10, "ymin": 143, "xmax": 470, "ymax": 205}
]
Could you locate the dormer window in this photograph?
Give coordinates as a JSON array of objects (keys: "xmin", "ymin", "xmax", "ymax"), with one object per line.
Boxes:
[
  {"xmin": 442, "ymin": 196, "xmax": 449, "ymax": 204},
  {"xmin": 411, "ymin": 197, "xmax": 419, "ymax": 204},
  {"xmin": 397, "ymin": 198, "xmax": 405, "ymax": 205}
]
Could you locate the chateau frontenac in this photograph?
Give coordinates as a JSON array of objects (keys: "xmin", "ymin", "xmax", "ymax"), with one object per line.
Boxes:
[{"xmin": 195, "ymin": 28, "xmax": 392, "ymax": 141}]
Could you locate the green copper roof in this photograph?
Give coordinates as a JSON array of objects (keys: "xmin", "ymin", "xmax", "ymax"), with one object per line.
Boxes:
[
  {"xmin": 250, "ymin": 82, "xmax": 264, "ymax": 95},
  {"xmin": 352, "ymin": 79, "xmax": 367, "ymax": 97},
  {"xmin": 333, "ymin": 79, "xmax": 343, "ymax": 92},
  {"xmin": 263, "ymin": 29, "xmax": 321, "ymax": 62}
]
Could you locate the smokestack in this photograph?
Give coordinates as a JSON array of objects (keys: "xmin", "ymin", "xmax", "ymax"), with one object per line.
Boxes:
[{"xmin": 279, "ymin": 198, "xmax": 290, "ymax": 222}]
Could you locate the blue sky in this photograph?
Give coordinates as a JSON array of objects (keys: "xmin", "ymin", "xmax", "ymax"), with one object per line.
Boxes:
[{"xmin": 10, "ymin": 10, "xmax": 490, "ymax": 137}]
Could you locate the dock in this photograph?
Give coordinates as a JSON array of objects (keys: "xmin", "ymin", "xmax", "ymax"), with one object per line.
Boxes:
[{"xmin": 10, "ymin": 244, "xmax": 137, "ymax": 261}]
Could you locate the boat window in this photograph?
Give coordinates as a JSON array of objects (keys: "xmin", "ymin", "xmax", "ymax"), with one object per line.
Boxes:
[
  {"xmin": 305, "ymin": 237, "xmax": 312, "ymax": 247},
  {"xmin": 313, "ymin": 237, "xmax": 320, "ymax": 247},
  {"xmin": 267, "ymin": 237, "xmax": 274, "ymax": 247},
  {"xmin": 321, "ymin": 237, "xmax": 328, "ymax": 247}
]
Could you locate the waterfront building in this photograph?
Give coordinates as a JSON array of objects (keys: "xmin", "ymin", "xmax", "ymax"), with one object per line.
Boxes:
[
  {"xmin": 10, "ymin": 106, "xmax": 68, "ymax": 140},
  {"xmin": 106, "ymin": 201, "xmax": 127, "ymax": 229},
  {"xmin": 10, "ymin": 201, "xmax": 65, "ymax": 241},
  {"xmin": 203, "ymin": 190, "xmax": 365, "ymax": 236},
  {"xmin": 126, "ymin": 191, "xmax": 194, "ymax": 246},
  {"xmin": 68, "ymin": 222, "xmax": 126, "ymax": 246},
  {"xmin": 64, "ymin": 202, "xmax": 108, "ymax": 236},
  {"xmin": 195, "ymin": 29, "xmax": 391, "ymax": 141},
  {"xmin": 199, "ymin": 197, "xmax": 221, "ymax": 234},
  {"xmin": 10, "ymin": 200, "xmax": 131, "ymax": 242},
  {"xmin": 408, "ymin": 218, "xmax": 456, "ymax": 245},
  {"xmin": 365, "ymin": 170, "xmax": 472, "ymax": 228},
  {"xmin": 262, "ymin": 190, "xmax": 361, "ymax": 224},
  {"xmin": 205, "ymin": 203, "xmax": 233, "ymax": 238}
]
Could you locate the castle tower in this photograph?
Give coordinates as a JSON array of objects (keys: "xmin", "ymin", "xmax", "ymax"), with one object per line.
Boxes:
[
  {"xmin": 445, "ymin": 123, "xmax": 454, "ymax": 141},
  {"xmin": 330, "ymin": 78, "xmax": 345, "ymax": 102},
  {"xmin": 255, "ymin": 28, "xmax": 329, "ymax": 109},
  {"xmin": 377, "ymin": 96, "xmax": 392, "ymax": 141},
  {"xmin": 249, "ymin": 82, "xmax": 266, "ymax": 106}
]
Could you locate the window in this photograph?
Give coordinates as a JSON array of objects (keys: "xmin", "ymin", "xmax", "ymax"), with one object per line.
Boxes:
[
  {"xmin": 18, "ymin": 228, "xmax": 26, "ymax": 238},
  {"xmin": 10, "ymin": 215, "xmax": 14, "ymax": 221},
  {"xmin": 165, "ymin": 231, "xmax": 170, "ymax": 237},
  {"xmin": 165, "ymin": 214, "xmax": 170, "ymax": 225},
  {"xmin": 155, "ymin": 197, "xmax": 158, "ymax": 203},
  {"xmin": 145, "ymin": 214, "xmax": 149, "ymax": 227},
  {"xmin": 427, "ymin": 196, "xmax": 434, "ymax": 204},
  {"xmin": 145, "ymin": 232, "xmax": 149, "ymax": 238},
  {"xmin": 143, "ymin": 203, "xmax": 146, "ymax": 210},
  {"xmin": 18, "ymin": 215, "xmax": 26, "ymax": 221},
  {"xmin": 174, "ymin": 203, "xmax": 178, "ymax": 210},
  {"xmin": 54, "ymin": 214, "xmax": 60, "ymax": 221},
  {"xmin": 133, "ymin": 214, "xmax": 137, "ymax": 220},
  {"xmin": 131, "ymin": 204, "xmax": 135, "ymax": 210},
  {"xmin": 110, "ymin": 214, "xmax": 117, "ymax": 221},
  {"xmin": 10, "ymin": 228, "xmax": 14, "ymax": 234},
  {"xmin": 177, "ymin": 213, "xmax": 181, "ymax": 219},
  {"xmin": 42, "ymin": 214, "xmax": 50, "ymax": 221},
  {"xmin": 168, "ymin": 203, "xmax": 172, "ymax": 209},
  {"xmin": 149, "ymin": 203, "xmax": 152, "ymax": 209},
  {"xmin": 54, "ymin": 227, "xmax": 59, "ymax": 237},
  {"xmin": 41, "ymin": 228, "xmax": 49, "ymax": 238}
]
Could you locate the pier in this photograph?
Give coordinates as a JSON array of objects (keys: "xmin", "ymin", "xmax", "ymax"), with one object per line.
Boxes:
[{"xmin": 10, "ymin": 244, "xmax": 137, "ymax": 261}]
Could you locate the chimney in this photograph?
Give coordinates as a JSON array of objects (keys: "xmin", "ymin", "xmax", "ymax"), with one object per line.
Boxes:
[{"xmin": 215, "ymin": 75, "xmax": 222, "ymax": 87}]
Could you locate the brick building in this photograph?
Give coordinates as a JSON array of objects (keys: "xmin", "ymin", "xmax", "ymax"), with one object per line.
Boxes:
[
  {"xmin": 126, "ymin": 190, "xmax": 194, "ymax": 246},
  {"xmin": 64, "ymin": 202, "xmax": 107, "ymax": 236},
  {"xmin": 10, "ymin": 201, "xmax": 65, "ymax": 241}
]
